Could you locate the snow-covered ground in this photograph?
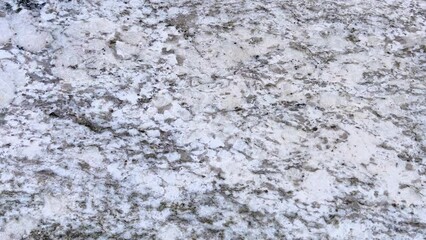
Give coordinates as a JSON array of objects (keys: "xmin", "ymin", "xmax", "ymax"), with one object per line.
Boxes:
[{"xmin": 0, "ymin": 0, "xmax": 425, "ymax": 239}]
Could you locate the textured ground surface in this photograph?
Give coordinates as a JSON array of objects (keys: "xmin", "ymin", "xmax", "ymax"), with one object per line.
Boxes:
[{"xmin": 0, "ymin": 0, "xmax": 425, "ymax": 239}]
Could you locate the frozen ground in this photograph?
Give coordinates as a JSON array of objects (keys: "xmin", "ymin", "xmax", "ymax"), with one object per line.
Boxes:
[{"xmin": 0, "ymin": 0, "xmax": 425, "ymax": 239}]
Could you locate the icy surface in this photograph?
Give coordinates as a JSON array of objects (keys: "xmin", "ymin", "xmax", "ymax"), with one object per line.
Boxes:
[{"xmin": 0, "ymin": 0, "xmax": 425, "ymax": 239}]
